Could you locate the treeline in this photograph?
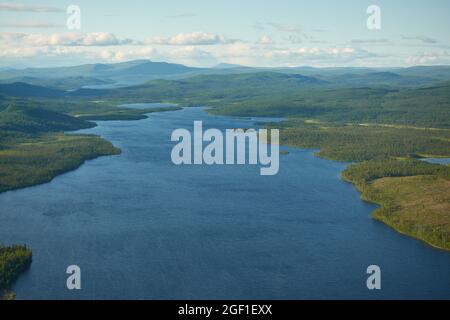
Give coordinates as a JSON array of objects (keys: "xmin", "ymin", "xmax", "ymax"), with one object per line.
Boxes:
[
  {"xmin": 3, "ymin": 71, "xmax": 450, "ymax": 129},
  {"xmin": 342, "ymin": 159, "xmax": 450, "ymax": 187},
  {"xmin": 274, "ymin": 123, "xmax": 450, "ymax": 162},
  {"xmin": 204, "ymin": 81, "xmax": 450, "ymax": 129},
  {"xmin": 0, "ymin": 103, "xmax": 95, "ymax": 148},
  {"xmin": 0, "ymin": 134, "xmax": 120, "ymax": 193},
  {"xmin": 342, "ymin": 164, "xmax": 450, "ymax": 250},
  {"xmin": 0, "ymin": 104, "xmax": 95, "ymax": 134},
  {"xmin": 30, "ymin": 72, "xmax": 448, "ymax": 129},
  {"xmin": 0, "ymin": 245, "xmax": 32, "ymax": 297}
]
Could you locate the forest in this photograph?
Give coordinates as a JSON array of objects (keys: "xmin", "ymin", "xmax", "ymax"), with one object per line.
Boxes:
[{"xmin": 0, "ymin": 245, "xmax": 32, "ymax": 300}]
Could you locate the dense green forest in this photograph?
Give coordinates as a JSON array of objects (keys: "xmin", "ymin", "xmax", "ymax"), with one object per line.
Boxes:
[
  {"xmin": 342, "ymin": 159, "xmax": 450, "ymax": 186},
  {"xmin": 2, "ymin": 72, "xmax": 450, "ymax": 129},
  {"xmin": 0, "ymin": 133, "xmax": 120, "ymax": 193},
  {"xmin": 0, "ymin": 104, "xmax": 95, "ymax": 138},
  {"xmin": 0, "ymin": 245, "xmax": 32, "ymax": 300},
  {"xmin": 65, "ymin": 73, "xmax": 450, "ymax": 129},
  {"xmin": 0, "ymin": 76, "xmax": 114, "ymax": 91},
  {"xmin": 209, "ymin": 83, "xmax": 450, "ymax": 128},
  {"xmin": 270, "ymin": 121, "xmax": 450, "ymax": 161},
  {"xmin": 0, "ymin": 101, "xmax": 124, "ymax": 193},
  {"xmin": 0, "ymin": 95, "xmax": 181, "ymax": 124}
]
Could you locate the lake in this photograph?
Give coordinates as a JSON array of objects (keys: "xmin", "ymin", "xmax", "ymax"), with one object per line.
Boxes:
[
  {"xmin": 120, "ymin": 102, "xmax": 179, "ymax": 110},
  {"xmin": 0, "ymin": 107, "xmax": 449, "ymax": 299},
  {"xmin": 421, "ymin": 158, "xmax": 450, "ymax": 165}
]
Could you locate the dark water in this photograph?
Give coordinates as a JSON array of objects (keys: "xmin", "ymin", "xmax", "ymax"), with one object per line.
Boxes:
[{"xmin": 0, "ymin": 107, "xmax": 449, "ymax": 300}]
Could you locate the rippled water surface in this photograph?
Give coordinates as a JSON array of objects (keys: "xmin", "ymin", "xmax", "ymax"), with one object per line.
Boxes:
[{"xmin": 0, "ymin": 107, "xmax": 449, "ymax": 299}]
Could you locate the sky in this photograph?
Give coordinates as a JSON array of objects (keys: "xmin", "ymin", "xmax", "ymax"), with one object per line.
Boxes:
[{"xmin": 1, "ymin": 0, "xmax": 450, "ymax": 68}]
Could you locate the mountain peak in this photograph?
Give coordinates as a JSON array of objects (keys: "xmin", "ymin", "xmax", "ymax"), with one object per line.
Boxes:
[{"xmin": 213, "ymin": 63, "xmax": 245, "ymax": 69}]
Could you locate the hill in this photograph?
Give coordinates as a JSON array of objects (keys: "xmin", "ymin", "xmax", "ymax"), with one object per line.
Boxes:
[
  {"xmin": 0, "ymin": 76, "xmax": 113, "ymax": 91},
  {"xmin": 0, "ymin": 60, "xmax": 202, "ymax": 84},
  {"xmin": 0, "ymin": 82, "xmax": 65, "ymax": 98}
]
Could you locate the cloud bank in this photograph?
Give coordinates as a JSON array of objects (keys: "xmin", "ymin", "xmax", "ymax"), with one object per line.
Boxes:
[{"xmin": 145, "ymin": 32, "xmax": 236, "ymax": 46}]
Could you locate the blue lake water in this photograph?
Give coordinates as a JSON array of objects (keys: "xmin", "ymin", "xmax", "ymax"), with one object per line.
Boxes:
[
  {"xmin": 0, "ymin": 107, "xmax": 449, "ymax": 300},
  {"xmin": 421, "ymin": 158, "xmax": 450, "ymax": 165},
  {"xmin": 120, "ymin": 102, "xmax": 179, "ymax": 109}
]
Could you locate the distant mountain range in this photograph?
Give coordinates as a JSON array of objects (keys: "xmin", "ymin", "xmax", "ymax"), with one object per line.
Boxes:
[
  {"xmin": 213, "ymin": 63, "xmax": 246, "ymax": 69},
  {"xmin": 0, "ymin": 60, "xmax": 203, "ymax": 86},
  {"xmin": 1, "ymin": 60, "xmax": 450, "ymax": 90}
]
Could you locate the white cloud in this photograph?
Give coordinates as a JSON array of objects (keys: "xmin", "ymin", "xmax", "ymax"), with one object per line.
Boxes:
[
  {"xmin": 328, "ymin": 47, "xmax": 355, "ymax": 55},
  {"xmin": 236, "ymin": 46, "xmax": 378, "ymax": 67},
  {"xmin": 96, "ymin": 46, "xmax": 216, "ymax": 66},
  {"xmin": 405, "ymin": 50, "xmax": 450, "ymax": 65},
  {"xmin": 145, "ymin": 32, "xmax": 236, "ymax": 46},
  {"xmin": 1, "ymin": 29, "xmax": 446, "ymax": 68},
  {"xmin": 0, "ymin": 2, "xmax": 63, "ymax": 12},
  {"xmin": 0, "ymin": 32, "xmax": 141, "ymax": 46},
  {"xmin": 222, "ymin": 42, "xmax": 252, "ymax": 57},
  {"xmin": 263, "ymin": 46, "xmax": 362, "ymax": 60},
  {"xmin": 167, "ymin": 46, "xmax": 217, "ymax": 65},
  {"xmin": 257, "ymin": 35, "xmax": 274, "ymax": 45},
  {"xmin": 0, "ymin": 46, "xmax": 49, "ymax": 58},
  {"xmin": 0, "ymin": 45, "xmax": 161, "ymax": 66},
  {"xmin": 99, "ymin": 47, "xmax": 159, "ymax": 62}
]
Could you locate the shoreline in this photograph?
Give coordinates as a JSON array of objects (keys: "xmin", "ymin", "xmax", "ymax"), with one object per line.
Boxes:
[
  {"xmin": 2, "ymin": 106, "xmax": 448, "ymax": 252},
  {"xmin": 1, "ymin": 106, "xmax": 448, "ymax": 301},
  {"xmin": 0, "ymin": 133, "xmax": 121, "ymax": 194},
  {"xmin": 0, "ymin": 144, "xmax": 121, "ymax": 195},
  {"xmin": 0, "ymin": 107, "xmax": 179, "ymax": 299},
  {"xmin": 1, "ymin": 107, "xmax": 448, "ymax": 250},
  {"xmin": 341, "ymin": 174, "xmax": 450, "ymax": 252},
  {"xmin": 0, "ymin": 107, "xmax": 182, "ymax": 195},
  {"xmin": 373, "ymin": 214, "xmax": 450, "ymax": 252}
]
